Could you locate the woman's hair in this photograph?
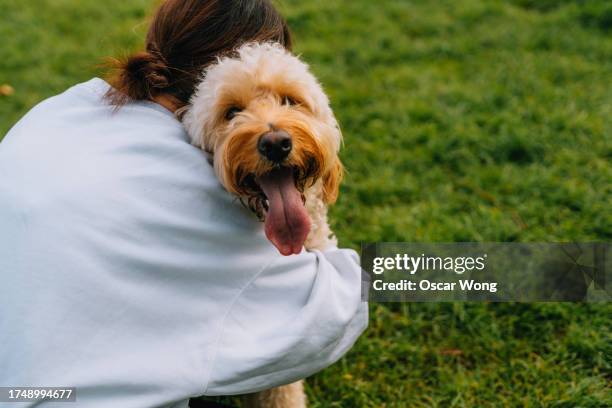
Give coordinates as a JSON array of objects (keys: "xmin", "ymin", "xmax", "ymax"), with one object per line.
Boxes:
[{"xmin": 106, "ymin": 0, "xmax": 292, "ymax": 107}]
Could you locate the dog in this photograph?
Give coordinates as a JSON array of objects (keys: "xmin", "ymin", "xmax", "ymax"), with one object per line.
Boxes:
[{"xmin": 182, "ymin": 42, "xmax": 344, "ymax": 407}]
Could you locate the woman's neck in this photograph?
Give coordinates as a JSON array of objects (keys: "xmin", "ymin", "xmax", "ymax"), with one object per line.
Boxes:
[{"xmin": 152, "ymin": 94, "xmax": 182, "ymax": 114}]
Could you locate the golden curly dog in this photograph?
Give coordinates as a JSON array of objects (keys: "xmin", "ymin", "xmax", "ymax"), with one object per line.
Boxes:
[{"xmin": 183, "ymin": 42, "xmax": 346, "ymax": 407}]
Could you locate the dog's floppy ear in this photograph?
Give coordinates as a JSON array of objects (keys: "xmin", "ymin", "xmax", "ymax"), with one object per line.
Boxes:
[{"xmin": 322, "ymin": 157, "xmax": 343, "ymax": 204}]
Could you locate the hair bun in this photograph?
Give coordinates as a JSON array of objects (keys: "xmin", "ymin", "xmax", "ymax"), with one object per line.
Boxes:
[
  {"xmin": 124, "ymin": 50, "xmax": 170, "ymax": 93},
  {"xmin": 106, "ymin": 0, "xmax": 292, "ymax": 107}
]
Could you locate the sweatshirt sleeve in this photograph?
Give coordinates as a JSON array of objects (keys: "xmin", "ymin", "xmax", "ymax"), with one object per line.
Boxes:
[{"xmin": 203, "ymin": 247, "xmax": 368, "ymax": 395}]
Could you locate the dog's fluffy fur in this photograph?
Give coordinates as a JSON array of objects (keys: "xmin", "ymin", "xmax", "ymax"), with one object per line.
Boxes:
[
  {"xmin": 184, "ymin": 42, "xmax": 343, "ymax": 254},
  {"xmin": 182, "ymin": 43, "xmax": 346, "ymax": 407}
]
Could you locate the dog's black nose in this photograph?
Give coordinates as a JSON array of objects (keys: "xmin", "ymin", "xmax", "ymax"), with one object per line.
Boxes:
[{"xmin": 258, "ymin": 130, "xmax": 292, "ymax": 162}]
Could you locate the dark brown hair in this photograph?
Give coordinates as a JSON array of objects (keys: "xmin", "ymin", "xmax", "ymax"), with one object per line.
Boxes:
[{"xmin": 106, "ymin": 0, "xmax": 292, "ymax": 106}]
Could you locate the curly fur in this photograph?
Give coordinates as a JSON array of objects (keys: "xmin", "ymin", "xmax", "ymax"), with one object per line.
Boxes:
[{"xmin": 183, "ymin": 42, "xmax": 345, "ymax": 407}]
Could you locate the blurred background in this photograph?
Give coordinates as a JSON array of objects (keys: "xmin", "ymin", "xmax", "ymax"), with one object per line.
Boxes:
[{"xmin": 1, "ymin": 0, "xmax": 611, "ymax": 406}]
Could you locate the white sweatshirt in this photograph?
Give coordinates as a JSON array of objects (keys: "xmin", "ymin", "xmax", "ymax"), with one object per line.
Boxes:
[{"xmin": 0, "ymin": 79, "xmax": 367, "ymax": 408}]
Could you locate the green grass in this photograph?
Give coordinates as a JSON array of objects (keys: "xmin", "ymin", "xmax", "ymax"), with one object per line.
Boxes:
[{"xmin": 2, "ymin": 0, "xmax": 611, "ymax": 406}]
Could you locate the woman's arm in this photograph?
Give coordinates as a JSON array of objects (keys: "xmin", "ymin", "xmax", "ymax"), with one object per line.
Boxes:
[{"xmin": 204, "ymin": 248, "xmax": 368, "ymax": 395}]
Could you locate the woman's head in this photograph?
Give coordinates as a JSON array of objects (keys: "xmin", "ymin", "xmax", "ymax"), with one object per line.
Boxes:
[{"xmin": 106, "ymin": 0, "xmax": 292, "ymax": 106}]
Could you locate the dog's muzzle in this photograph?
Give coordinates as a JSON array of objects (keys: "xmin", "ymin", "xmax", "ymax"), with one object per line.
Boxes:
[{"xmin": 257, "ymin": 129, "xmax": 292, "ymax": 163}]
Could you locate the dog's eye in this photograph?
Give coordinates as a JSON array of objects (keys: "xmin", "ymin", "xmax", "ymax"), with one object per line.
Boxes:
[
  {"xmin": 282, "ymin": 96, "xmax": 299, "ymax": 106},
  {"xmin": 225, "ymin": 106, "xmax": 243, "ymax": 120}
]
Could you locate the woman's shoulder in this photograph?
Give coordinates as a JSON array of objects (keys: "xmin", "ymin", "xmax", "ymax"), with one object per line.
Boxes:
[
  {"xmin": 2, "ymin": 78, "xmax": 206, "ymax": 193},
  {"xmin": 3, "ymin": 78, "xmax": 187, "ymax": 148},
  {"xmin": 0, "ymin": 77, "xmax": 269, "ymax": 247}
]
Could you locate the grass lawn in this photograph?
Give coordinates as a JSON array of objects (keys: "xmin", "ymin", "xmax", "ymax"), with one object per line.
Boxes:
[{"xmin": 2, "ymin": 0, "xmax": 611, "ymax": 406}]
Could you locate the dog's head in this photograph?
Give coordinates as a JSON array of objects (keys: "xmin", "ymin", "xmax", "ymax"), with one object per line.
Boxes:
[{"xmin": 184, "ymin": 42, "xmax": 343, "ymax": 255}]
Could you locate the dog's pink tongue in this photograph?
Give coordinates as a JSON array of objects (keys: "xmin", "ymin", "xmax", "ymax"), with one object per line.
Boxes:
[{"xmin": 257, "ymin": 168, "xmax": 310, "ymax": 256}]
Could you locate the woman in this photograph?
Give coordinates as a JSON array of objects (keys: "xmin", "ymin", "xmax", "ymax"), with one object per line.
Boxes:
[{"xmin": 0, "ymin": 1, "xmax": 367, "ymax": 407}]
